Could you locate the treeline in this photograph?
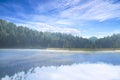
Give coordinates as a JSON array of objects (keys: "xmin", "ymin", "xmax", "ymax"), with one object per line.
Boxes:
[
  {"xmin": 0, "ymin": 19, "xmax": 120, "ymax": 48},
  {"xmin": 95, "ymin": 34, "xmax": 120, "ymax": 48}
]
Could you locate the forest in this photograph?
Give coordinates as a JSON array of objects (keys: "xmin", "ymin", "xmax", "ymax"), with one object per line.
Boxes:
[{"xmin": 0, "ymin": 19, "xmax": 120, "ymax": 48}]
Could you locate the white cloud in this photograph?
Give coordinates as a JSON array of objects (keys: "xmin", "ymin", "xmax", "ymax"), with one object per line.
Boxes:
[
  {"xmin": 97, "ymin": 30, "xmax": 120, "ymax": 38},
  {"xmin": 1, "ymin": 63, "xmax": 120, "ymax": 80},
  {"xmin": 55, "ymin": 20, "xmax": 73, "ymax": 25},
  {"xmin": 17, "ymin": 22, "xmax": 80, "ymax": 36},
  {"xmin": 2, "ymin": 0, "xmax": 120, "ymax": 38},
  {"xmin": 60, "ymin": 0, "xmax": 120, "ymax": 21},
  {"xmin": 4, "ymin": 16, "xmax": 81, "ymax": 36},
  {"xmin": 35, "ymin": 0, "xmax": 81, "ymax": 13},
  {"xmin": 4, "ymin": 0, "xmax": 120, "ymax": 22}
]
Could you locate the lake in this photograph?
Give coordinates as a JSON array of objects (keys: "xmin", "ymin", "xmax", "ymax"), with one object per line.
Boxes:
[{"xmin": 0, "ymin": 49, "xmax": 120, "ymax": 80}]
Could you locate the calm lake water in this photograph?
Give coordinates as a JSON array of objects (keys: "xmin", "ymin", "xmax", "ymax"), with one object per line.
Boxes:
[{"xmin": 0, "ymin": 49, "xmax": 120, "ymax": 80}]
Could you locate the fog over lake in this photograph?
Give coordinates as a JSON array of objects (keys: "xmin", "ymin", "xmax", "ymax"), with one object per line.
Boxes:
[{"xmin": 0, "ymin": 49, "xmax": 120, "ymax": 80}]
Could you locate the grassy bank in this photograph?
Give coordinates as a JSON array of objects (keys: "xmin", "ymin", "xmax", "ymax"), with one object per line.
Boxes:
[{"xmin": 47, "ymin": 48, "xmax": 120, "ymax": 51}]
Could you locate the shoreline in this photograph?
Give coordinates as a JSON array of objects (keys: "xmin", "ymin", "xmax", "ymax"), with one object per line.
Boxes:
[
  {"xmin": 0, "ymin": 48, "xmax": 120, "ymax": 52},
  {"xmin": 46, "ymin": 48, "xmax": 120, "ymax": 52},
  {"xmin": 47, "ymin": 48, "xmax": 120, "ymax": 50}
]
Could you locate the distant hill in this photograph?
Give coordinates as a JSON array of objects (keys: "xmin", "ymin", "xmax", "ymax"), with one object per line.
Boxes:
[
  {"xmin": 0, "ymin": 19, "xmax": 120, "ymax": 48},
  {"xmin": 89, "ymin": 37, "xmax": 98, "ymax": 43}
]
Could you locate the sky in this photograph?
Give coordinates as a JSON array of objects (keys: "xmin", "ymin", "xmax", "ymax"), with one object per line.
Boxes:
[{"xmin": 0, "ymin": 0, "xmax": 120, "ymax": 38}]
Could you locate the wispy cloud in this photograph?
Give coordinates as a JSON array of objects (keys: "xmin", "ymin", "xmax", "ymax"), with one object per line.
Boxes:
[
  {"xmin": 28, "ymin": 0, "xmax": 120, "ymax": 29},
  {"xmin": 0, "ymin": 0, "xmax": 120, "ymax": 37},
  {"xmin": 1, "ymin": 63, "xmax": 120, "ymax": 80},
  {"xmin": 34, "ymin": 0, "xmax": 81, "ymax": 13},
  {"xmin": 60, "ymin": 0, "xmax": 120, "ymax": 21},
  {"xmin": 17, "ymin": 21, "xmax": 81, "ymax": 36},
  {"xmin": 1, "ymin": 0, "xmax": 120, "ymax": 22}
]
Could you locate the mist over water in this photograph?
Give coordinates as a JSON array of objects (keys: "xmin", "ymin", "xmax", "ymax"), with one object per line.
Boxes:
[{"xmin": 1, "ymin": 63, "xmax": 120, "ymax": 80}]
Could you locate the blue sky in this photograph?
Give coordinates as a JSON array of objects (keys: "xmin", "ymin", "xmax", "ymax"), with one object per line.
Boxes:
[{"xmin": 0, "ymin": 0, "xmax": 120, "ymax": 38}]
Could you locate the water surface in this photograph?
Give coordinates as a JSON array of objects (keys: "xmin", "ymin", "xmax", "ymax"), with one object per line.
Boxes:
[{"xmin": 0, "ymin": 49, "xmax": 120, "ymax": 79}]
